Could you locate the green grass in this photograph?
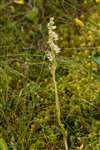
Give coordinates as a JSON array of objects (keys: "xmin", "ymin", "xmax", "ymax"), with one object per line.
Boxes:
[{"xmin": 0, "ymin": 1, "xmax": 100, "ymax": 150}]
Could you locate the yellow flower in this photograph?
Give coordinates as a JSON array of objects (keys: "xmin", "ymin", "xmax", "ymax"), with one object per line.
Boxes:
[
  {"xmin": 74, "ymin": 18, "xmax": 84, "ymax": 28},
  {"xmin": 79, "ymin": 144, "xmax": 84, "ymax": 149},
  {"xmin": 14, "ymin": 0, "xmax": 24, "ymax": 4},
  {"xmin": 96, "ymin": 0, "xmax": 100, "ymax": 3}
]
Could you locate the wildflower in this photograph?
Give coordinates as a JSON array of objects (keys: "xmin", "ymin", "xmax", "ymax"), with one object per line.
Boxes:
[
  {"xmin": 96, "ymin": 0, "xmax": 100, "ymax": 3},
  {"xmin": 47, "ymin": 52, "xmax": 54, "ymax": 62},
  {"xmin": 75, "ymin": 18, "xmax": 84, "ymax": 28},
  {"xmin": 79, "ymin": 144, "xmax": 84, "ymax": 149},
  {"xmin": 47, "ymin": 17, "xmax": 68, "ymax": 150},
  {"xmin": 14, "ymin": 0, "xmax": 24, "ymax": 4},
  {"xmin": 47, "ymin": 17, "xmax": 61, "ymax": 56}
]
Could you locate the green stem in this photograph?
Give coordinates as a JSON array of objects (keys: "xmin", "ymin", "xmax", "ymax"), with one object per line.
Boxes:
[{"xmin": 51, "ymin": 61, "xmax": 68, "ymax": 150}]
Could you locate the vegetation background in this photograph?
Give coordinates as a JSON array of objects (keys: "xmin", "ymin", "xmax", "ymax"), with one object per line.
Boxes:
[{"xmin": 0, "ymin": 0, "xmax": 100, "ymax": 149}]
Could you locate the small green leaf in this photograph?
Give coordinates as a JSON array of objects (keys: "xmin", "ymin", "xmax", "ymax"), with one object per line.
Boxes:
[
  {"xmin": 91, "ymin": 70, "xmax": 100, "ymax": 80},
  {"xmin": 26, "ymin": 7, "xmax": 39, "ymax": 22},
  {"xmin": 91, "ymin": 55, "xmax": 100, "ymax": 65},
  {"xmin": 0, "ymin": 138, "xmax": 8, "ymax": 150}
]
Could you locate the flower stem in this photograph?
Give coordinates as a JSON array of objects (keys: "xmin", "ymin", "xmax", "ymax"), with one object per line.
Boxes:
[{"xmin": 51, "ymin": 61, "xmax": 68, "ymax": 150}]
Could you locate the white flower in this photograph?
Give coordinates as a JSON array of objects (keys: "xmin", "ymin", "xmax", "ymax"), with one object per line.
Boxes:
[
  {"xmin": 47, "ymin": 17, "xmax": 61, "ymax": 55},
  {"xmin": 47, "ymin": 17, "xmax": 55, "ymax": 29},
  {"xmin": 47, "ymin": 53, "xmax": 53, "ymax": 62},
  {"xmin": 49, "ymin": 42, "xmax": 61, "ymax": 53}
]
